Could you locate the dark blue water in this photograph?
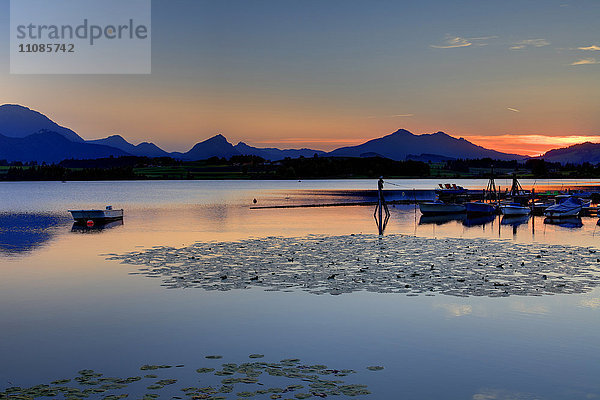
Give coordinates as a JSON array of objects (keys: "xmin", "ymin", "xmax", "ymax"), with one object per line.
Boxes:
[{"xmin": 1, "ymin": 180, "xmax": 599, "ymax": 399}]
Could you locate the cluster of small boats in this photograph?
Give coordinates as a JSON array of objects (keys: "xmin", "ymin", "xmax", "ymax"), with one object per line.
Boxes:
[
  {"xmin": 420, "ymin": 183, "xmax": 591, "ymax": 219},
  {"xmin": 420, "ymin": 197, "xmax": 589, "ymax": 218}
]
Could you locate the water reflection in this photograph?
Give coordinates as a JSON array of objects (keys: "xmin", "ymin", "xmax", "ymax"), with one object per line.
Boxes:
[
  {"xmin": 463, "ymin": 214, "xmax": 496, "ymax": 227},
  {"xmin": 501, "ymin": 215, "xmax": 530, "ymax": 227},
  {"xmin": 419, "ymin": 213, "xmax": 466, "ymax": 225},
  {"xmin": 0, "ymin": 213, "xmax": 69, "ymax": 255},
  {"xmin": 544, "ymin": 217, "xmax": 583, "ymax": 229},
  {"xmin": 2, "ymin": 181, "xmax": 600, "ymax": 400},
  {"xmin": 71, "ymin": 219, "xmax": 124, "ymax": 233}
]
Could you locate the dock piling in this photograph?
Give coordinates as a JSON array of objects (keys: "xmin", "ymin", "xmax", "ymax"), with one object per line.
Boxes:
[{"xmin": 374, "ymin": 178, "xmax": 390, "ymax": 235}]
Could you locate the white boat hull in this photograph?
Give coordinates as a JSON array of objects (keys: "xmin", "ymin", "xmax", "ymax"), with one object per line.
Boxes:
[
  {"xmin": 419, "ymin": 202, "xmax": 466, "ymax": 215},
  {"xmin": 500, "ymin": 205, "xmax": 530, "ymax": 215},
  {"xmin": 69, "ymin": 209, "xmax": 123, "ymax": 222}
]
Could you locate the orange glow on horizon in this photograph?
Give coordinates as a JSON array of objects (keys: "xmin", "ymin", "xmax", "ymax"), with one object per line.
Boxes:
[{"xmin": 463, "ymin": 135, "xmax": 600, "ymax": 157}]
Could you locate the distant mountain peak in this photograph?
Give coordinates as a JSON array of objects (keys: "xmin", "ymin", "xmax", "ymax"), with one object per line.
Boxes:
[
  {"xmin": 0, "ymin": 129, "xmax": 129, "ymax": 163},
  {"xmin": 391, "ymin": 128, "xmax": 413, "ymax": 136},
  {"xmin": 540, "ymin": 141, "xmax": 600, "ymax": 164},
  {"xmin": 210, "ymin": 133, "xmax": 227, "ymax": 140},
  {"xmin": 102, "ymin": 134, "xmax": 130, "ymax": 144},
  {"xmin": 87, "ymin": 134, "xmax": 170, "ymax": 158},
  {"xmin": 329, "ymin": 128, "xmax": 524, "ymax": 161},
  {"xmin": 0, "ymin": 103, "xmax": 84, "ymax": 142}
]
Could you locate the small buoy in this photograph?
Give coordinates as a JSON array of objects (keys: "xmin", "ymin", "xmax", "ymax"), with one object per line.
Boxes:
[
  {"xmin": 253, "ymin": 198, "xmax": 257, "ymax": 204},
  {"xmin": 86, "ymin": 220, "xmax": 94, "ymax": 227}
]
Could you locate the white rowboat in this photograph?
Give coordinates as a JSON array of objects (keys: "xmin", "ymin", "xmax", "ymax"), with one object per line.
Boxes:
[
  {"xmin": 499, "ymin": 203, "xmax": 530, "ymax": 216},
  {"xmin": 419, "ymin": 201, "xmax": 466, "ymax": 215},
  {"xmin": 69, "ymin": 206, "xmax": 123, "ymax": 222}
]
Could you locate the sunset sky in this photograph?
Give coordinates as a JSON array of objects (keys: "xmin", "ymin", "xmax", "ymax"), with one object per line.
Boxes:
[{"xmin": 1, "ymin": 0, "xmax": 599, "ymax": 156}]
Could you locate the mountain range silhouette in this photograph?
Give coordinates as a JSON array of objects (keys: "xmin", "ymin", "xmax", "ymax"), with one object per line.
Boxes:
[{"xmin": 0, "ymin": 104, "xmax": 594, "ymax": 164}]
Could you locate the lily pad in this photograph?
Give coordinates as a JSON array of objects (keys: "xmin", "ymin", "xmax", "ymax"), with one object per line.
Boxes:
[
  {"xmin": 196, "ymin": 368, "xmax": 215, "ymax": 373},
  {"xmin": 109, "ymin": 234, "xmax": 600, "ymax": 298}
]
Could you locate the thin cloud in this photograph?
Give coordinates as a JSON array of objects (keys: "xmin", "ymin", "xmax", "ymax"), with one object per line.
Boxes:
[
  {"xmin": 431, "ymin": 35, "xmax": 496, "ymax": 49},
  {"xmin": 511, "ymin": 302, "xmax": 549, "ymax": 315},
  {"xmin": 507, "ymin": 108, "xmax": 520, "ymax": 113},
  {"xmin": 580, "ymin": 298, "xmax": 600, "ymax": 309},
  {"xmin": 578, "ymin": 45, "xmax": 600, "ymax": 51},
  {"xmin": 367, "ymin": 114, "xmax": 414, "ymax": 119},
  {"xmin": 510, "ymin": 39, "xmax": 550, "ymax": 50},
  {"xmin": 434, "ymin": 303, "xmax": 473, "ymax": 317},
  {"xmin": 431, "ymin": 36, "xmax": 472, "ymax": 49},
  {"xmin": 571, "ymin": 58, "xmax": 599, "ymax": 65}
]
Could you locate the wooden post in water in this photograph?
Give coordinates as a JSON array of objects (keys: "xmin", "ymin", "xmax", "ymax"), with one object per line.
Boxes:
[{"xmin": 374, "ymin": 177, "xmax": 390, "ymax": 235}]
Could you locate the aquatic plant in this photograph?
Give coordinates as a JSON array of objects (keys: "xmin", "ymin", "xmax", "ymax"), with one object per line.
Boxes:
[
  {"xmin": 107, "ymin": 234, "xmax": 600, "ymax": 297},
  {"xmin": 0, "ymin": 356, "xmax": 373, "ymax": 399}
]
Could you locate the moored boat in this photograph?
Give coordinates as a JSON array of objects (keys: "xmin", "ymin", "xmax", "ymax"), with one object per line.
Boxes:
[
  {"xmin": 531, "ymin": 200, "xmax": 554, "ymax": 215},
  {"xmin": 544, "ymin": 196, "xmax": 584, "ymax": 218},
  {"xmin": 465, "ymin": 202, "xmax": 497, "ymax": 215},
  {"xmin": 499, "ymin": 203, "xmax": 530, "ymax": 216},
  {"xmin": 419, "ymin": 201, "xmax": 466, "ymax": 215},
  {"xmin": 435, "ymin": 183, "xmax": 467, "ymax": 196},
  {"xmin": 69, "ymin": 205, "xmax": 124, "ymax": 222}
]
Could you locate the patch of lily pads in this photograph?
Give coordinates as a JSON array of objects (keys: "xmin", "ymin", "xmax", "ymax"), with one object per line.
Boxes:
[
  {"xmin": 105, "ymin": 234, "xmax": 600, "ymax": 297},
  {"xmin": 1, "ymin": 355, "xmax": 376, "ymax": 399}
]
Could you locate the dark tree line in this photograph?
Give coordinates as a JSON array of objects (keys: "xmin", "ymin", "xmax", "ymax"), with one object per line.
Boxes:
[
  {"xmin": 6, "ymin": 154, "xmax": 600, "ymax": 180},
  {"xmin": 2, "ymin": 165, "xmax": 139, "ymax": 181},
  {"xmin": 275, "ymin": 156, "xmax": 430, "ymax": 178}
]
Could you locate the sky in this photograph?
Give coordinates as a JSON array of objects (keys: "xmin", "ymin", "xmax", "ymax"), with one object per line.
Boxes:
[{"xmin": 0, "ymin": 0, "xmax": 599, "ymax": 156}]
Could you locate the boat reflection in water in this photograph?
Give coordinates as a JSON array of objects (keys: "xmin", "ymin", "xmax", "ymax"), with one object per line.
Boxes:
[
  {"xmin": 543, "ymin": 217, "xmax": 583, "ymax": 229},
  {"xmin": 419, "ymin": 213, "xmax": 466, "ymax": 225},
  {"xmin": 501, "ymin": 214, "xmax": 530, "ymax": 227},
  {"xmin": 463, "ymin": 214, "xmax": 496, "ymax": 227},
  {"xmin": 71, "ymin": 219, "xmax": 124, "ymax": 233}
]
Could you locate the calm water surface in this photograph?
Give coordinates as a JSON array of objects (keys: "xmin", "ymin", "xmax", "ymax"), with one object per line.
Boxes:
[{"xmin": 1, "ymin": 180, "xmax": 599, "ymax": 399}]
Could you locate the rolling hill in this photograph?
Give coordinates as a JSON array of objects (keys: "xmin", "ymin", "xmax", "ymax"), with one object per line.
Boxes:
[{"xmin": 540, "ymin": 142, "xmax": 600, "ymax": 164}]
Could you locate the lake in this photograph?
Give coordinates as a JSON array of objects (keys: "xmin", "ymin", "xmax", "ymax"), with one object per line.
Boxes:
[{"xmin": 1, "ymin": 180, "xmax": 599, "ymax": 400}]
